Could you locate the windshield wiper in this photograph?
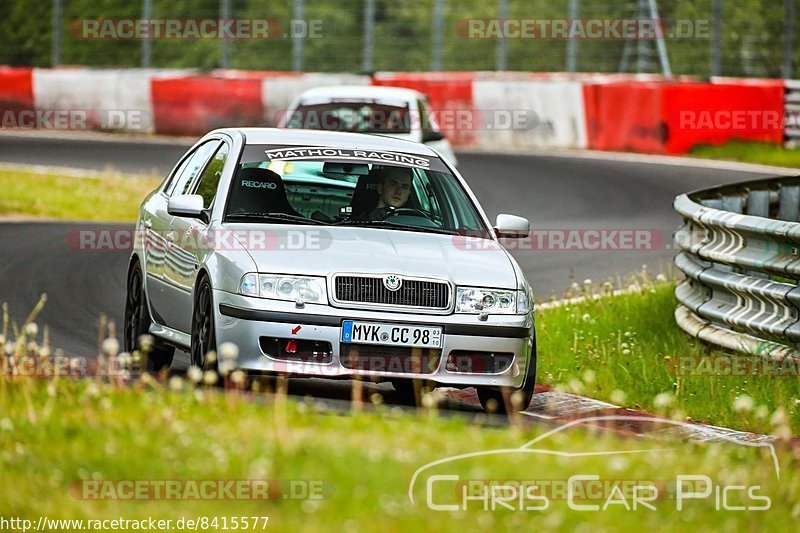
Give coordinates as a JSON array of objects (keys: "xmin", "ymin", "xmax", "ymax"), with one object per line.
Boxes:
[
  {"xmin": 225, "ymin": 212, "xmax": 323, "ymax": 225},
  {"xmin": 331, "ymin": 219, "xmax": 457, "ymax": 235}
]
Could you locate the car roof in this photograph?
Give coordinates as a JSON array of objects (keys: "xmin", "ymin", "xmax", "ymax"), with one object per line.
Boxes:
[
  {"xmin": 225, "ymin": 127, "xmax": 439, "ymax": 156},
  {"xmin": 295, "ymin": 85, "xmax": 424, "ymax": 102}
]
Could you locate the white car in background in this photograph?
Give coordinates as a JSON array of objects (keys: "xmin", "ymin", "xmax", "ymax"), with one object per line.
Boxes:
[{"xmin": 280, "ymin": 85, "xmax": 458, "ymax": 166}]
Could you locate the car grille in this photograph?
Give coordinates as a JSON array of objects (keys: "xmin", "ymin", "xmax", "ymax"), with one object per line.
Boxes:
[{"xmin": 333, "ymin": 275, "xmax": 450, "ymax": 310}]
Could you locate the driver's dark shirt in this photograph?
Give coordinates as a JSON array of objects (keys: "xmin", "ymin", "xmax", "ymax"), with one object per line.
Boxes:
[{"xmin": 359, "ymin": 206, "xmax": 395, "ymax": 220}]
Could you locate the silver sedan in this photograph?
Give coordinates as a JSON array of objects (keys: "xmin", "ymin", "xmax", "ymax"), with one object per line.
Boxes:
[{"xmin": 124, "ymin": 128, "xmax": 536, "ymax": 412}]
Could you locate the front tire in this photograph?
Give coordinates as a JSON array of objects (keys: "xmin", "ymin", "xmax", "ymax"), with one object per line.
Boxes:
[
  {"xmin": 477, "ymin": 334, "xmax": 537, "ymax": 414},
  {"xmin": 191, "ymin": 276, "xmax": 217, "ymax": 371},
  {"xmin": 124, "ymin": 260, "xmax": 174, "ymax": 372}
]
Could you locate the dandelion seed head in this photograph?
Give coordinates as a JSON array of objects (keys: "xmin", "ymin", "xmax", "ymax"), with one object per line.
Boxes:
[
  {"xmin": 102, "ymin": 338, "xmax": 119, "ymax": 357},
  {"xmin": 168, "ymin": 376, "xmax": 184, "ymax": 391},
  {"xmin": 219, "ymin": 342, "xmax": 239, "ymax": 361},
  {"xmin": 202, "ymin": 370, "xmax": 219, "ymax": 386},
  {"xmin": 733, "ymin": 395, "xmax": 754, "ymax": 414},
  {"xmin": 187, "ymin": 366, "xmax": 203, "ymax": 383},
  {"xmin": 230, "ymin": 370, "xmax": 246, "ymax": 385}
]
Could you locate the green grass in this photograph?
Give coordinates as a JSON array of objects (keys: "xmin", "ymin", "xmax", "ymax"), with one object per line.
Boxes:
[
  {"xmin": 0, "ymin": 376, "xmax": 797, "ymax": 530},
  {"xmin": 0, "ymin": 168, "xmax": 160, "ymax": 222},
  {"xmin": 690, "ymin": 141, "xmax": 800, "ymax": 169},
  {"xmin": 2, "ymin": 281, "xmax": 800, "ymax": 528},
  {"xmin": 537, "ymin": 279, "xmax": 800, "ymax": 435}
]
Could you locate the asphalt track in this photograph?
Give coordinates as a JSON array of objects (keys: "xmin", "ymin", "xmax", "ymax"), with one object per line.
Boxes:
[{"xmin": 0, "ymin": 133, "xmax": 783, "ymax": 369}]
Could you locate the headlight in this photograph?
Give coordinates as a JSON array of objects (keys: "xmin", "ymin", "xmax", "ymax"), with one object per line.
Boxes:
[
  {"xmin": 517, "ymin": 285, "xmax": 533, "ymax": 315},
  {"xmin": 456, "ymin": 287, "xmax": 519, "ymax": 314},
  {"xmin": 238, "ymin": 273, "xmax": 327, "ymax": 305}
]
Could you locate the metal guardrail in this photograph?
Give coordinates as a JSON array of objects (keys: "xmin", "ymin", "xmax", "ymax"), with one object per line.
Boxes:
[{"xmin": 674, "ymin": 175, "xmax": 800, "ymax": 359}]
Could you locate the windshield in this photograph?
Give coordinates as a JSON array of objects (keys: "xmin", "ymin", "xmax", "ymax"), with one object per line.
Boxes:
[
  {"xmin": 284, "ymin": 101, "xmax": 412, "ymax": 134},
  {"xmin": 223, "ymin": 145, "xmax": 488, "ymax": 235}
]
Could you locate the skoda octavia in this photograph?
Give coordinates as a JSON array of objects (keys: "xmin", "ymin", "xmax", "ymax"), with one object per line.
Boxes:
[{"xmin": 124, "ymin": 128, "xmax": 535, "ymax": 412}]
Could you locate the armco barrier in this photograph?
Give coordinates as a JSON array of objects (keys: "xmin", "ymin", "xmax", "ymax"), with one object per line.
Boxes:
[
  {"xmin": 674, "ymin": 176, "xmax": 800, "ymax": 359},
  {"xmin": 0, "ymin": 67, "xmax": 34, "ymax": 113}
]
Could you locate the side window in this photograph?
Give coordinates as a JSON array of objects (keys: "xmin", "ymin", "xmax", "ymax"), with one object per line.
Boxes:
[
  {"xmin": 166, "ymin": 141, "xmax": 220, "ymax": 196},
  {"xmin": 413, "ymin": 169, "xmax": 441, "ymax": 220},
  {"xmin": 193, "ymin": 143, "xmax": 229, "ymax": 209}
]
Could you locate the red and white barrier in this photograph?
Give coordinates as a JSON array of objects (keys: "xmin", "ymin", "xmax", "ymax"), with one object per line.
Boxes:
[
  {"xmin": 583, "ymin": 79, "xmax": 784, "ymax": 154},
  {"xmin": 1, "ymin": 66, "xmax": 789, "ymax": 156},
  {"xmin": 0, "ymin": 67, "xmax": 34, "ymax": 113},
  {"xmin": 32, "ymin": 68, "xmax": 166, "ymax": 133},
  {"xmin": 473, "ymin": 79, "xmax": 587, "ymax": 150}
]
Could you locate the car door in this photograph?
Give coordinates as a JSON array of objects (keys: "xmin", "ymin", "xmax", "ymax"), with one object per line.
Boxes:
[
  {"xmin": 145, "ymin": 140, "xmax": 220, "ymax": 330},
  {"xmin": 162, "ymin": 141, "xmax": 230, "ymax": 334}
]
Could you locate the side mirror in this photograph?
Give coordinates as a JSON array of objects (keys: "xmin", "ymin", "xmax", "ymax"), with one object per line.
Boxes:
[
  {"xmin": 494, "ymin": 214, "xmax": 530, "ymax": 238},
  {"xmin": 168, "ymin": 194, "xmax": 207, "ymax": 222},
  {"xmin": 422, "ymin": 130, "xmax": 445, "ymax": 143}
]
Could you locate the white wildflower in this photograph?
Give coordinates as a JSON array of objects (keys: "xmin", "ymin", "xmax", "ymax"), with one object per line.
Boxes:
[
  {"xmin": 219, "ymin": 342, "xmax": 239, "ymax": 361},
  {"xmin": 610, "ymin": 390, "xmax": 627, "ymax": 405},
  {"xmin": 101, "ymin": 338, "xmax": 119, "ymax": 357},
  {"xmin": 733, "ymin": 395, "xmax": 754, "ymax": 414},
  {"xmin": 202, "ymin": 370, "xmax": 219, "ymax": 386},
  {"xmin": 230, "ymin": 370, "xmax": 246, "ymax": 385},
  {"xmin": 654, "ymin": 392, "xmax": 674, "ymax": 409},
  {"xmin": 168, "ymin": 376, "xmax": 185, "ymax": 391},
  {"xmin": 187, "ymin": 366, "xmax": 203, "ymax": 383}
]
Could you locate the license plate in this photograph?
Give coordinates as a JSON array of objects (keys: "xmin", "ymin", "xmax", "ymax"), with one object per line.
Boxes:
[{"xmin": 341, "ymin": 321, "xmax": 443, "ymax": 349}]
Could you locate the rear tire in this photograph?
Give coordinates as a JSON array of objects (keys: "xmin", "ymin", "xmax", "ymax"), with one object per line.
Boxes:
[
  {"xmin": 477, "ymin": 334, "xmax": 537, "ymax": 414},
  {"xmin": 123, "ymin": 260, "xmax": 174, "ymax": 372}
]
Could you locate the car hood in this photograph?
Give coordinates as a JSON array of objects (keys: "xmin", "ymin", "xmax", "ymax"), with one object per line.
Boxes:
[{"xmin": 223, "ymin": 224, "xmax": 518, "ymax": 288}]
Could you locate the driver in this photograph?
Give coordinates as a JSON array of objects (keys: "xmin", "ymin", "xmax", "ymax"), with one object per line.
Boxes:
[{"xmin": 362, "ymin": 166, "xmax": 413, "ymax": 220}]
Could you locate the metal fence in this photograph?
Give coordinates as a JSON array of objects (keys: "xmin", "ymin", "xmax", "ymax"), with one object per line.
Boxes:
[
  {"xmin": 674, "ymin": 175, "xmax": 800, "ymax": 359},
  {"xmin": 1, "ymin": 0, "xmax": 797, "ymax": 77}
]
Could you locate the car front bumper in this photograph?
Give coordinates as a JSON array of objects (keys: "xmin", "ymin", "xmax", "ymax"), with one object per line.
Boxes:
[{"xmin": 214, "ymin": 290, "xmax": 535, "ymax": 388}]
